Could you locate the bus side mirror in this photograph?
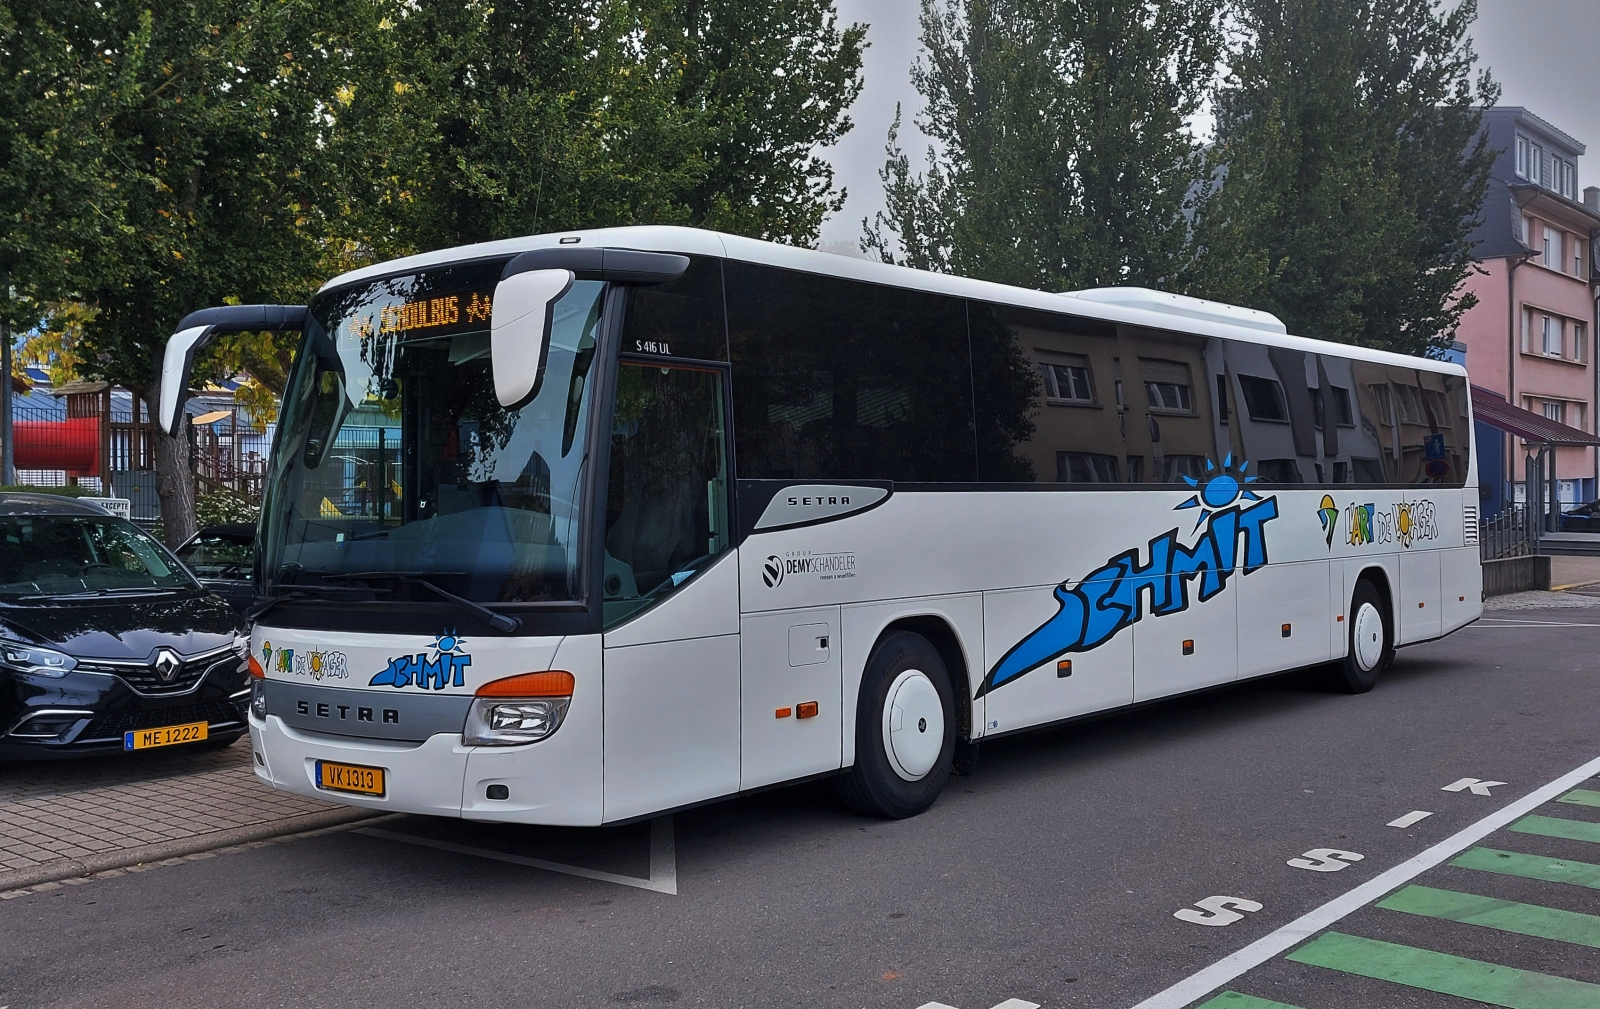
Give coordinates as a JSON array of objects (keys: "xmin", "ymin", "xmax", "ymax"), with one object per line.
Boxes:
[
  {"xmin": 491, "ymin": 268, "xmax": 574, "ymax": 409},
  {"xmin": 158, "ymin": 304, "xmax": 307, "ymax": 436},
  {"xmin": 158, "ymin": 326, "xmax": 218, "ymax": 437}
]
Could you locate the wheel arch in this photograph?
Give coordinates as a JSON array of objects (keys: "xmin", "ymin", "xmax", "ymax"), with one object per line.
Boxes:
[{"xmin": 1353, "ymin": 564, "xmax": 1395, "ymax": 623}]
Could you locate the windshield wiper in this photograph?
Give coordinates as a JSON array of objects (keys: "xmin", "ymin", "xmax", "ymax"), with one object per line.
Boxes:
[
  {"xmin": 245, "ymin": 582, "xmax": 386, "ymax": 623},
  {"xmin": 16, "ymin": 586, "xmax": 181, "ymax": 600},
  {"xmin": 331, "ymin": 571, "xmax": 522, "ymax": 633}
]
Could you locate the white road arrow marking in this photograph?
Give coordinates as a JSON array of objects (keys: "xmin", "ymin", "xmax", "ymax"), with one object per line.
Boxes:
[
  {"xmin": 916, "ymin": 1000, "xmax": 1040, "ymax": 1009},
  {"xmin": 1388, "ymin": 810, "xmax": 1433, "ymax": 828},
  {"xmin": 1442, "ymin": 777, "xmax": 1507, "ymax": 796}
]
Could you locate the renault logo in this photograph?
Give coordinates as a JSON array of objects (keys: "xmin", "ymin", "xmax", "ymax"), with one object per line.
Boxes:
[{"xmin": 153, "ymin": 648, "xmax": 183, "ymax": 684}]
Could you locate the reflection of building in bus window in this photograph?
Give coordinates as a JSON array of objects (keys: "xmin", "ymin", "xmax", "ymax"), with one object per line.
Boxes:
[{"xmin": 1057, "ymin": 452, "xmax": 1119, "ymax": 483}]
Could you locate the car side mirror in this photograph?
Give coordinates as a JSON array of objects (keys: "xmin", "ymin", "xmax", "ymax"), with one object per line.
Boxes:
[{"xmin": 490, "ymin": 268, "xmax": 574, "ymax": 409}]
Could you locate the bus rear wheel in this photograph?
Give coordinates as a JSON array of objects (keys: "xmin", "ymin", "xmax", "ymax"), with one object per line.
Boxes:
[
  {"xmin": 1330, "ymin": 579, "xmax": 1392, "ymax": 693},
  {"xmin": 837, "ymin": 631, "xmax": 955, "ymax": 819}
]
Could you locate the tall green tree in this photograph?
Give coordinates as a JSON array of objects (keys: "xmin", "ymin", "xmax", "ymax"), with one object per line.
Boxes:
[
  {"xmin": 63, "ymin": 0, "xmax": 380, "ymax": 543},
  {"xmin": 335, "ymin": 0, "xmax": 865, "ymax": 256},
  {"xmin": 1190, "ymin": 0, "xmax": 1498, "ymax": 355},
  {"xmin": 863, "ymin": 0, "xmax": 1224, "ymax": 291}
]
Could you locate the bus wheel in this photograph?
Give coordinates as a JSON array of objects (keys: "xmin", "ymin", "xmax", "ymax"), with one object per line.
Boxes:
[
  {"xmin": 1330, "ymin": 579, "xmax": 1391, "ymax": 694},
  {"xmin": 837, "ymin": 631, "xmax": 955, "ymax": 819}
]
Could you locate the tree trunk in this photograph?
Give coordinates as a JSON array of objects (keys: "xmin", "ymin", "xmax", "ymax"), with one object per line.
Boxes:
[{"xmin": 140, "ymin": 384, "xmax": 197, "ymax": 547}]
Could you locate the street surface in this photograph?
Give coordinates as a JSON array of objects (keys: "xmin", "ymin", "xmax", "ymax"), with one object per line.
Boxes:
[{"xmin": 3, "ymin": 601, "xmax": 1599, "ymax": 1009}]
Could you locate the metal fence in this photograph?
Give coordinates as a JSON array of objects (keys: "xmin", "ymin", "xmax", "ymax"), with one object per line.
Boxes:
[{"xmin": 1480, "ymin": 502, "xmax": 1534, "ymax": 561}]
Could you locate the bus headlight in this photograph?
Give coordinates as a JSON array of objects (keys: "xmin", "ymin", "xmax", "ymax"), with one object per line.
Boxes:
[
  {"xmin": 249, "ymin": 680, "xmax": 267, "ymax": 721},
  {"xmin": 464, "ymin": 671, "xmax": 575, "ymax": 746}
]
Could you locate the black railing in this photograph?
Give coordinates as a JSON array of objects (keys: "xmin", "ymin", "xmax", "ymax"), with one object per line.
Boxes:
[{"xmin": 1481, "ymin": 502, "xmax": 1534, "ymax": 561}]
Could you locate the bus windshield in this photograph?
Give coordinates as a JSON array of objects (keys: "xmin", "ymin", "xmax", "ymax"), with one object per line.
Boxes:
[{"xmin": 259, "ymin": 261, "xmax": 606, "ymax": 604}]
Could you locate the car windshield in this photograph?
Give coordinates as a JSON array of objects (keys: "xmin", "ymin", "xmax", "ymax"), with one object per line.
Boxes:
[
  {"xmin": 0, "ymin": 514, "xmax": 197, "ymax": 599},
  {"xmin": 177, "ymin": 533, "xmax": 253, "ymax": 580},
  {"xmin": 258, "ymin": 260, "xmax": 606, "ymax": 603}
]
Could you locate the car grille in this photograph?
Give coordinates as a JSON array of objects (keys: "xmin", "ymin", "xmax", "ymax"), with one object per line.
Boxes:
[
  {"xmin": 78, "ymin": 699, "xmax": 243, "ymax": 743},
  {"xmin": 76, "ymin": 648, "xmax": 241, "ymax": 696}
]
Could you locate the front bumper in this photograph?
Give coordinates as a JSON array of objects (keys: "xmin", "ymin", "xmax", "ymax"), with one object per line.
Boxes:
[{"xmin": 0, "ymin": 666, "xmax": 248, "ymax": 760}]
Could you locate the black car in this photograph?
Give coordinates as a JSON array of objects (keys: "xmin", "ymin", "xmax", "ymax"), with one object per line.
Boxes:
[
  {"xmin": 0, "ymin": 493, "xmax": 249, "ymax": 759},
  {"xmin": 174, "ymin": 522, "xmax": 255, "ymax": 616}
]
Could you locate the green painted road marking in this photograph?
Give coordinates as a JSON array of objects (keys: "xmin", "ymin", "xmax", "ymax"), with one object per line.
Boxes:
[
  {"xmin": 1557, "ymin": 788, "xmax": 1600, "ymax": 808},
  {"xmin": 1451, "ymin": 847, "xmax": 1600, "ymax": 889},
  {"xmin": 1287, "ymin": 931, "xmax": 1600, "ymax": 1008},
  {"xmin": 1511, "ymin": 814, "xmax": 1600, "ymax": 844},
  {"xmin": 1378, "ymin": 884, "xmax": 1600, "ymax": 948},
  {"xmin": 1194, "ymin": 994, "xmax": 1304, "ymax": 1009}
]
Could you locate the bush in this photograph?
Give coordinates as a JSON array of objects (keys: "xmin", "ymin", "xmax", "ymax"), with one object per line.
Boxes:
[{"xmin": 196, "ymin": 489, "xmax": 260, "ymax": 529}]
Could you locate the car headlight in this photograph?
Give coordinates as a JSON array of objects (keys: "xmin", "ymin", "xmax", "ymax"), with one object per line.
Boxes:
[
  {"xmin": 0, "ymin": 644, "xmax": 77, "ymax": 678},
  {"xmin": 463, "ymin": 671, "xmax": 574, "ymax": 746}
]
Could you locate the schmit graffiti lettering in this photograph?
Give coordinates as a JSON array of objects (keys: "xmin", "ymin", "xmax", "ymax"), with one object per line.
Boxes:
[
  {"xmin": 369, "ymin": 633, "xmax": 473, "ymax": 690},
  {"xmin": 979, "ymin": 458, "xmax": 1278, "ymax": 696}
]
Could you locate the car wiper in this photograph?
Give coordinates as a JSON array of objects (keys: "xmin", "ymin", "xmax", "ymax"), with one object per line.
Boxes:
[
  {"xmin": 330, "ymin": 571, "xmax": 522, "ymax": 633},
  {"xmin": 14, "ymin": 586, "xmax": 179, "ymax": 600},
  {"xmin": 245, "ymin": 582, "xmax": 386, "ymax": 622}
]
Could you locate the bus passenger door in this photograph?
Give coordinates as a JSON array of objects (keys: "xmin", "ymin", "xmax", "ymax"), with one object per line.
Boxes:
[
  {"xmin": 739, "ymin": 605, "xmax": 843, "ymax": 790},
  {"xmin": 599, "ymin": 359, "xmax": 740, "ymax": 822}
]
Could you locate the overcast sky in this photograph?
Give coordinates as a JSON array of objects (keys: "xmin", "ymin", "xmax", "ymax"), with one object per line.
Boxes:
[{"xmin": 818, "ymin": 0, "xmax": 1600, "ymax": 248}]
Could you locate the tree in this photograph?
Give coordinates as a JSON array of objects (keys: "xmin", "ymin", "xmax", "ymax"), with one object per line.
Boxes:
[
  {"xmin": 1190, "ymin": 0, "xmax": 1498, "ymax": 355},
  {"xmin": 863, "ymin": 0, "xmax": 1224, "ymax": 291},
  {"xmin": 63, "ymin": 0, "xmax": 380, "ymax": 544},
  {"xmin": 332, "ymin": 0, "xmax": 865, "ymax": 256}
]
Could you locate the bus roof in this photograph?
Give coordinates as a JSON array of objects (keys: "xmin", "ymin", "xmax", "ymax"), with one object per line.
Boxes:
[{"xmin": 319, "ymin": 225, "xmax": 1466, "ymax": 378}]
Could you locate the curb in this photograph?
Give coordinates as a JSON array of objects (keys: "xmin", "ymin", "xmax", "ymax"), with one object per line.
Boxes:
[{"xmin": 0, "ymin": 806, "xmax": 381, "ymax": 892}]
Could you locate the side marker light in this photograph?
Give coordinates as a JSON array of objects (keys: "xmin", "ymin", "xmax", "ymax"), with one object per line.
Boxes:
[
  {"xmin": 1281, "ymin": 623, "xmax": 1291, "ymax": 638},
  {"xmin": 796, "ymin": 701, "xmax": 819, "ymax": 719},
  {"xmin": 1182, "ymin": 640, "xmax": 1194, "ymax": 656},
  {"xmin": 775, "ymin": 707, "xmax": 792, "ymax": 719},
  {"xmin": 1057, "ymin": 659, "xmax": 1072, "ymax": 678}
]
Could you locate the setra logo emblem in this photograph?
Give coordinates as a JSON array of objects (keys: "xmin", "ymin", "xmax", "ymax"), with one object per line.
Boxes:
[
  {"xmin": 762, "ymin": 555, "xmax": 785, "ymax": 588},
  {"xmin": 153, "ymin": 648, "xmax": 182, "ymax": 684}
]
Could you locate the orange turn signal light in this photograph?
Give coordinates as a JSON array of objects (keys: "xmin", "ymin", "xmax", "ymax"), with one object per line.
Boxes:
[
  {"xmin": 248, "ymin": 655, "xmax": 265, "ymax": 679},
  {"xmin": 796, "ymin": 701, "xmax": 819, "ymax": 719},
  {"xmin": 775, "ymin": 706, "xmax": 792, "ymax": 719},
  {"xmin": 476, "ymin": 670, "xmax": 575, "ymax": 697}
]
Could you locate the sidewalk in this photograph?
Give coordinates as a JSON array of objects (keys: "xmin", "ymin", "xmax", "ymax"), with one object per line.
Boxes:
[
  {"xmin": 0, "ymin": 738, "xmax": 373, "ymax": 890},
  {"xmin": 1550, "ymin": 554, "xmax": 1600, "ymax": 590}
]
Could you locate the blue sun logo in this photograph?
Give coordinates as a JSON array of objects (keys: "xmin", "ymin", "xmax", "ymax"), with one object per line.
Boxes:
[
  {"xmin": 1176, "ymin": 455, "xmax": 1262, "ymax": 529},
  {"xmin": 434, "ymin": 632, "xmax": 464, "ymax": 655}
]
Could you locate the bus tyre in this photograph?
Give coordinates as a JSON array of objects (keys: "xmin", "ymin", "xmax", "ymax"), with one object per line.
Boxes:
[
  {"xmin": 1331, "ymin": 580, "xmax": 1392, "ymax": 694},
  {"xmin": 837, "ymin": 632, "xmax": 956, "ymax": 819}
]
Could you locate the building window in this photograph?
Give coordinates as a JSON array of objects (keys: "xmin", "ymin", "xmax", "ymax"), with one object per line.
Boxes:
[
  {"xmin": 1544, "ymin": 226, "xmax": 1560, "ymax": 268},
  {"xmin": 1560, "ymin": 160, "xmax": 1576, "ymax": 199},
  {"xmin": 1544, "ymin": 314, "xmax": 1563, "ymax": 357},
  {"xmin": 1038, "ymin": 355, "xmax": 1095, "ymax": 404},
  {"xmin": 1393, "ymin": 384, "xmax": 1426, "ymax": 424},
  {"xmin": 1544, "ymin": 400, "xmax": 1565, "ymax": 425},
  {"xmin": 1531, "ymin": 143, "xmax": 1546, "ymax": 185},
  {"xmin": 1057, "ymin": 452, "xmax": 1119, "ymax": 483},
  {"xmin": 1237, "ymin": 374, "xmax": 1288, "ymax": 421},
  {"xmin": 1516, "ymin": 136, "xmax": 1529, "ymax": 178},
  {"xmin": 1577, "ymin": 322, "xmax": 1589, "ymax": 363},
  {"xmin": 1577, "ymin": 238, "xmax": 1586, "ymax": 279}
]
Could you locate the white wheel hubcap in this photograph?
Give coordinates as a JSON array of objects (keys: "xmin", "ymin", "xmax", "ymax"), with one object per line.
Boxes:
[
  {"xmin": 882, "ymin": 669, "xmax": 944, "ymax": 781},
  {"xmin": 1353, "ymin": 601, "xmax": 1385, "ymax": 671}
]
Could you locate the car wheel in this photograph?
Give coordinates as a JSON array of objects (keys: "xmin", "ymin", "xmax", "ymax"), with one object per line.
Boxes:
[
  {"xmin": 1329, "ymin": 579, "xmax": 1391, "ymax": 694},
  {"xmin": 837, "ymin": 631, "xmax": 955, "ymax": 818}
]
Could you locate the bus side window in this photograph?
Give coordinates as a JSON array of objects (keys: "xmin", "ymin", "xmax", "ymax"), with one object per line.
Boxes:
[
  {"xmin": 602, "ymin": 362, "xmax": 732, "ymax": 628},
  {"xmin": 726, "ymin": 262, "xmax": 975, "ymax": 482}
]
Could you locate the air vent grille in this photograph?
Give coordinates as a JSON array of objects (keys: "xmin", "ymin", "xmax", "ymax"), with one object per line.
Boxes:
[{"xmin": 1463, "ymin": 503, "xmax": 1479, "ymax": 544}]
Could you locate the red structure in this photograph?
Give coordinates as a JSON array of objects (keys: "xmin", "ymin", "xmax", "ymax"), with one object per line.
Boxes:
[{"xmin": 12, "ymin": 416, "xmax": 100, "ymax": 476}]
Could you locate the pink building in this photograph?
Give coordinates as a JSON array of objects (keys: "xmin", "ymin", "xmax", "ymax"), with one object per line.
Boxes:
[{"xmin": 1457, "ymin": 108, "xmax": 1600, "ymax": 511}]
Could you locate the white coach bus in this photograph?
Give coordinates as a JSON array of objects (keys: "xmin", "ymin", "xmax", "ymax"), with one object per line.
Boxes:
[{"xmin": 159, "ymin": 226, "xmax": 1482, "ymax": 822}]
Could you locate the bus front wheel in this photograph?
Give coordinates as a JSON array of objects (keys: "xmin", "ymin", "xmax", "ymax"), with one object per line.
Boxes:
[
  {"xmin": 1330, "ymin": 579, "xmax": 1392, "ymax": 693},
  {"xmin": 837, "ymin": 631, "xmax": 956, "ymax": 818}
]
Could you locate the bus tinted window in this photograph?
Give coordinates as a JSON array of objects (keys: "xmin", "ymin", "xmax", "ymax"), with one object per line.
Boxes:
[
  {"xmin": 971, "ymin": 304, "xmax": 1119, "ymax": 482},
  {"xmin": 1118, "ymin": 326, "xmax": 1227, "ymax": 485},
  {"xmin": 622, "ymin": 256, "xmax": 727, "ymax": 361},
  {"xmin": 726, "ymin": 262, "xmax": 975, "ymax": 482},
  {"xmin": 1345, "ymin": 362, "xmax": 1471, "ymax": 486}
]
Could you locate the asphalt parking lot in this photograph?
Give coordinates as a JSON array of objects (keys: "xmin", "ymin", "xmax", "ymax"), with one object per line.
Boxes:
[{"xmin": 3, "ymin": 606, "xmax": 1598, "ymax": 1009}]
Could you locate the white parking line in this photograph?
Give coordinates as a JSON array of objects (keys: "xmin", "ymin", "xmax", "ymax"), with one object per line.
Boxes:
[
  {"xmin": 356, "ymin": 815, "xmax": 678, "ymax": 895},
  {"xmin": 1386, "ymin": 810, "xmax": 1432, "ymax": 828},
  {"xmin": 1127, "ymin": 752, "xmax": 1600, "ymax": 1009}
]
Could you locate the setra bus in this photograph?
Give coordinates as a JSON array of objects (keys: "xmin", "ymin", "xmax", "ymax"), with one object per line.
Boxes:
[{"xmin": 158, "ymin": 226, "xmax": 1482, "ymax": 822}]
